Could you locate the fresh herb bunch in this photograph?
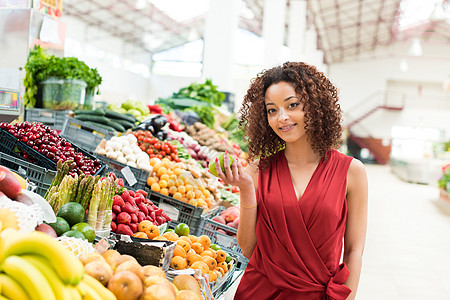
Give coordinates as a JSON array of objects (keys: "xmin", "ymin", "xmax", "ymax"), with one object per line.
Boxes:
[
  {"xmin": 178, "ymin": 78, "xmax": 225, "ymax": 106},
  {"xmin": 23, "ymin": 45, "xmax": 102, "ymax": 108}
]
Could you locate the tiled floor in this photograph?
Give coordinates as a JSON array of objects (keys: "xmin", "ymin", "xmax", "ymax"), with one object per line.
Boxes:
[{"xmin": 221, "ymin": 164, "xmax": 450, "ymax": 299}]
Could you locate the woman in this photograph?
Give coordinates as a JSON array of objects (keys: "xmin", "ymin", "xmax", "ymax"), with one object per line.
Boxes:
[{"xmin": 213, "ymin": 62, "xmax": 368, "ymax": 300}]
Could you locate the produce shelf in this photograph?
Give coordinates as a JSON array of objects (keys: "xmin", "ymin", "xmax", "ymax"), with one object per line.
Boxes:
[
  {"xmin": 0, "ymin": 129, "xmax": 105, "ymax": 176},
  {"xmin": 97, "ymin": 154, "xmax": 149, "ymax": 190},
  {"xmin": 198, "ymin": 206, "xmax": 248, "ymax": 270},
  {"xmin": 25, "ymin": 108, "xmax": 72, "ymax": 132},
  {"xmin": 61, "ymin": 118, "xmax": 116, "ymax": 154},
  {"xmin": 0, "ymin": 152, "xmax": 56, "ymax": 197}
]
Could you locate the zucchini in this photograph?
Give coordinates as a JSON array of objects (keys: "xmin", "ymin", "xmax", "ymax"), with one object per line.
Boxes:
[
  {"xmin": 104, "ymin": 109, "xmax": 136, "ymax": 123},
  {"xmin": 74, "ymin": 108, "xmax": 105, "ymax": 116},
  {"xmin": 110, "ymin": 118, "xmax": 135, "ymax": 129},
  {"xmin": 75, "ymin": 114, "xmax": 110, "ymax": 124},
  {"xmin": 84, "ymin": 121, "xmax": 116, "ymax": 132},
  {"xmin": 107, "ymin": 120, "xmax": 126, "ymax": 132}
]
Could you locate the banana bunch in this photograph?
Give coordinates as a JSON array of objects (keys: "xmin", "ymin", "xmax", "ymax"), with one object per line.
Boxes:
[{"xmin": 0, "ymin": 229, "xmax": 116, "ymax": 300}]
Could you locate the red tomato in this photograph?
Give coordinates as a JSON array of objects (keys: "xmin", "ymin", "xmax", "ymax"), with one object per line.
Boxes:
[
  {"xmin": 154, "ymin": 143, "xmax": 161, "ymax": 150},
  {"xmin": 159, "ymin": 151, "xmax": 166, "ymax": 157}
]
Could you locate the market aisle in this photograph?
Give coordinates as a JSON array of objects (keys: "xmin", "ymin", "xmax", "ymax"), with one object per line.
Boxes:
[
  {"xmin": 358, "ymin": 164, "xmax": 450, "ymax": 300},
  {"xmin": 222, "ymin": 164, "xmax": 450, "ymax": 300}
]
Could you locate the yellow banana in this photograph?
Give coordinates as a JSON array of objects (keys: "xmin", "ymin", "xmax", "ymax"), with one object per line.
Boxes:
[
  {"xmin": 67, "ymin": 285, "xmax": 83, "ymax": 300},
  {"xmin": 22, "ymin": 255, "xmax": 72, "ymax": 300},
  {"xmin": 0, "ymin": 273, "xmax": 29, "ymax": 300},
  {"xmin": 1, "ymin": 255, "xmax": 55, "ymax": 300},
  {"xmin": 82, "ymin": 274, "xmax": 117, "ymax": 300},
  {"xmin": 77, "ymin": 281, "xmax": 103, "ymax": 300},
  {"xmin": 0, "ymin": 295, "xmax": 9, "ymax": 300},
  {"xmin": 0, "ymin": 231, "xmax": 84, "ymax": 285}
]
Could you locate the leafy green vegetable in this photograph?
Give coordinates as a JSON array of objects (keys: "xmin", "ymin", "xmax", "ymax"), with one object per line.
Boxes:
[
  {"xmin": 178, "ymin": 78, "xmax": 225, "ymax": 106},
  {"xmin": 23, "ymin": 45, "xmax": 102, "ymax": 108}
]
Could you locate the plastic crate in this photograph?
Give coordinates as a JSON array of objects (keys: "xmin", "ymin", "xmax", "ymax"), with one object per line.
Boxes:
[
  {"xmin": 0, "ymin": 152, "xmax": 56, "ymax": 197},
  {"xmin": 211, "ymin": 258, "xmax": 237, "ymax": 298},
  {"xmin": 25, "ymin": 108, "xmax": 72, "ymax": 132},
  {"xmin": 60, "ymin": 118, "xmax": 116, "ymax": 154},
  {"xmin": 198, "ymin": 207, "xmax": 249, "ymax": 270},
  {"xmin": 97, "ymin": 154, "xmax": 149, "ymax": 190},
  {"xmin": 0, "ymin": 129, "xmax": 106, "ymax": 176},
  {"xmin": 143, "ymin": 187, "xmax": 206, "ymax": 234}
]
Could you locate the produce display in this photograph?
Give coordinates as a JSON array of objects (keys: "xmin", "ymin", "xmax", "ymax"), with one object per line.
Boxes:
[
  {"xmin": 0, "ymin": 121, "xmax": 103, "ymax": 176},
  {"xmin": 134, "ymin": 130, "xmax": 180, "ymax": 162},
  {"xmin": 107, "ymin": 99, "xmax": 151, "ymax": 122}
]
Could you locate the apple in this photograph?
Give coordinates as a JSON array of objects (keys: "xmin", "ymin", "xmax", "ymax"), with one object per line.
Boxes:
[{"xmin": 208, "ymin": 152, "xmax": 233, "ymax": 177}]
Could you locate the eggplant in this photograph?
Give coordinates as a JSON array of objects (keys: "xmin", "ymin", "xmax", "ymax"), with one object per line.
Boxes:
[{"xmin": 150, "ymin": 115, "xmax": 167, "ymax": 132}]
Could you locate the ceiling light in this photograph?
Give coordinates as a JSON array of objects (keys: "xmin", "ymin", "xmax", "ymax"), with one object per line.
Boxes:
[
  {"xmin": 409, "ymin": 38, "xmax": 423, "ymax": 56},
  {"xmin": 400, "ymin": 58, "xmax": 409, "ymax": 72}
]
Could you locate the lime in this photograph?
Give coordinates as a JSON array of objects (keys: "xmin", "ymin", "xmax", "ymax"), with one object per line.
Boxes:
[
  {"xmin": 208, "ymin": 152, "xmax": 233, "ymax": 177},
  {"xmin": 164, "ymin": 228, "xmax": 174, "ymax": 233},
  {"xmin": 174, "ymin": 223, "xmax": 190, "ymax": 236},
  {"xmin": 71, "ymin": 222, "xmax": 95, "ymax": 242},
  {"xmin": 46, "ymin": 217, "xmax": 70, "ymax": 236},
  {"xmin": 61, "ymin": 230, "xmax": 87, "ymax": 241},
  {"xmin": 225, "ymin": 253, "xmax": 232, "ymax": 263},
  {"xmin": 210, "ymin": 244, "xmax": 221, "ymax": 251},
  {"xmin": 56, "ymin": 202, "xmax": 85, "ymax": 227}
]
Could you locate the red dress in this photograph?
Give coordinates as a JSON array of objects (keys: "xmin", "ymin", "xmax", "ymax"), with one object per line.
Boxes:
[{"xmin": 234, "ymin": 150, "xmax": 353, "ymax": 300}]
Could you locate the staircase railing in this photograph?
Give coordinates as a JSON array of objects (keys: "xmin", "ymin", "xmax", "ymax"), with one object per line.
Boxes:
[{"xmin": 343, "ymin": 91, "xmax": 404, "ymax": 164}]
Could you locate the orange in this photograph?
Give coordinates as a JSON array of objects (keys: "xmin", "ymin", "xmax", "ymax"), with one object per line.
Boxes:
[
  {"xmin": 170, "ymin": 256, "xmax": 187, "ymax": 270},
  {"xmin": 151, "ymin": 182, "xmax": 160, "ymax": 192},
  {"xmin": 153, "ymin": 235, "xmax": 168, "ymax": 241},
  {"xmin": 197, "ymin": 199, "xmax": 207, "ymax": 208},
  {"xmin": 181, "ymin": 197, "xmax": 189, "ymax": 203},
  {"xmin": 185, "ymin": 184, "xmax": 193, "ymax": 192},
  {"xmin": 188, "ymin": 199, "xmax": 198, "ymax": 207},
  {"xmin": 197, "ymin": 235, "xmax": 211, "ymax": 250},
  {"xmin": 217, "ymin": 261, "xmax": 228, "ymax": 273},
  {"xmin": 169, "ymin": 174, "xmax": 178, "ymax": 181},
  {"xmin": 215, "ymin": 266, "xmax": 225, "ymax": 276},
  {"xmin": 159, "ymin": 180, "xmax": 168, "ymax": 188},
  {"xmin": 194, "ymin": 190, "xmax": 202, "ymax": 199},
  {"xmin": 202, "ymin": 256, "xmax": 217, "ymax": 271},
  {"xmin": 160, "ymin": 174, "xmax": 170, "ymax": 182},
  {"xmin": 202, "ymin": 189, "xmax": 210, "ymax": 198},
  {"xmin": 177, "ymin": 239, "xmax": 191, "ymax": 252},
  {"xmin": 180, "ymin": 236, "xmax": 192, "ymax": 245},
  {"xmin": 188, "ymin": 235, "xmax": 198, "ymax": 244},
  {"xmin": 186, "ymin": 191, "xmax": 195, "ymax": 200},
  {"xmin": 176, "ymin": 179, "xmax": 184, "ymax": 187},
  {"xmin": 200, "ymin": 250, "xmax": 214, "ymax": 258},
  {"xmin": 174, "ymin": 168, "xmax": 183, "ymax": 176},
  {"xmin": 168, "ymin": 186, "xmax": 178, "ymax": 195},
  {"xmin": 160, "ymin": 188, "xmax": 169, "ymax": 196},
  {"xmin": 162, "ymin": 231, "xmax": 179, "ymax": 242},
  {"xmin": 145, "ymin": 224, "xmax": 160, "ymax": 239},
  {"xmin": 157, "ymin": 167, "xmax": 168, "ymax": 177},
  {"xmin": 150, "ymin": 157, "xmax": 160, "ymax": 167},
  {"xmin": 147, "ymin": 176, "xmax": 157, "ymax": 186},
  {"xmin": 173, "ymin": 245, "xmax": 187, "ymax": 258},
  {"xmin": 186, "ymin": 253, "xmax": 202, "ymax": 266},
  {"xmin": 191, "ymin": 242, "xmax": 204, "ymax": 254},
  {"xmin": 133, "ymin": 232, "xmax": 148, "ymax": 239},
  {"xmin": 177, "ymin": 185, "xmax": 186, "ymax": 194},
  {"xmin": 190, "ymin": 261, "xmax": 209, "ymax": 274},
  {"xmin": 208, "ymin": 270, "xmax": 219, "ymax": 282},
  {"xmin": 216, "ymin": 250, "xmax": 227, "ymax": 263},
  {"xmin": 138, "ymin": 220, "xmax": 153, "ymax": 232},
  {"xmin": 173, "ymin": 192, "xmax": 182, "ymax": 201}
]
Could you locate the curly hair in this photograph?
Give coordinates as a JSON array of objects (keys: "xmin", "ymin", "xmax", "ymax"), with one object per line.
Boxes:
[{"xmin": 239, "ymin": 61, "xmax": 343, "ymax": 171}]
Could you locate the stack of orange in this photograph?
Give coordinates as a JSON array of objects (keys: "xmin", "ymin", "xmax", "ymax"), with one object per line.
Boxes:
[
  {"xmin": 146, "ymin": 158, "xmax": 214, "ymax": 209},
  {"xmin": 153, "ymin": 231, "xmax": 230, "ymax": 283}
]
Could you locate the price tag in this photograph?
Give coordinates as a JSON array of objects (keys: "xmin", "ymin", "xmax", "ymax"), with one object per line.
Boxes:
[
  {"xmin": 158, "ymin": 203, "xmax": 179, "ymax": 221},
  {"xmin": 121, "ymin": 166, "xmax": 137, "ymax": 186},
  {"xmin": 215, "ymin": 234, "xmax": 233, "ymax": 249}
]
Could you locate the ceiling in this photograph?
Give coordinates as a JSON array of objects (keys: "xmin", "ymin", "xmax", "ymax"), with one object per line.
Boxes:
[{"xmin": 62, "ymin": 0, "xmax": 450, "ymax": 64}]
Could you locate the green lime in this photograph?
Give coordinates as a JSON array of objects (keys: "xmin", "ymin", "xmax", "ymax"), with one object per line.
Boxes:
[
  {"xmin": 210, "ymin": 244, "xmax": 221, "ymax": 251},
  {"xmin": 225, "ymin": 253, "xmax": 232, "ymax": 263},
  {"xmin": 174, "ymin": 223, "xmax": 190, "ymax": 236},
  {"xmin": 71, "ymin": 222, "xmax": 95, "ymax": 242},
  {"xmin": 56, "ymin": 202, "xmax": 85, "ymax": 227},
  {"xmin": 61, "ymin": 230, "xmax": 86, "ymax": 241},
  {"xmin": 164, "ymin": 228, "xmax": 174, "ymax": 233},
  {"xmin": 46, "ymin": 217, "xmax": 70, "ymax": 236},
  {"xmin": 208, "ymin": 152, "xmax": 233, "ymax": 177}
]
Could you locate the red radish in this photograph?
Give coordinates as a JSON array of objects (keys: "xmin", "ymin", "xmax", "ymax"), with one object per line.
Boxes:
[
  {"xmin": 0, "ymin": 166, "xmax": 22, "ymax": 199},
  {"xmin": 111, "ymin": 221, "xmax": 117, "ymax": 231}
]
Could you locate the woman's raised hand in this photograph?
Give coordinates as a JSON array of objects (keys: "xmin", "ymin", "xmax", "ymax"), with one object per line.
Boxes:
[{"xmin": 212, "ymin": 151, "xmax": 253, "ymax": 190}]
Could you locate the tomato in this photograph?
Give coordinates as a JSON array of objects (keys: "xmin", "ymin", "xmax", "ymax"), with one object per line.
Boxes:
[
  {"xmin": 156, "ymin": 154, "xmax": 163, "ymax": 159},
  {"xmin": 161, "ymin": 145, "xmax": 169, "ymax": 153},
  {"xmin": 146, "ymin": 149, "xmax": 153, "ymax": 155},
  {"xmin": 170, "ymin": 153, "xmax": 178, "ymax": 160},
  {"xmin": 169, "ymin": 144, "xmax": 177, "ymax": 152},
  {"xmin": 143, "ymin": 137, "xmax": 152, "ymax": 143},
  {"xmin": 159, "ymin": 151, "xmax": 166, "ymax": 157},
  {"xmin": 154, "ymin": 143, "xmax": 161, "ymax": 150},
  {"xmin": 140, "ymin": 145, "xmax": 146, "ymax": 151}
]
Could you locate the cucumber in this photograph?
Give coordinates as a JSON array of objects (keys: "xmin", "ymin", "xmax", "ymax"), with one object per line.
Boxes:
[
  {"xmin": 104, "ymin": 109, "xmax": 136, "ymax": 123},
  {"xmin": 75, "ymin": 114, "xmax": 110, "ymax": 124},
  {"xmin": 74, "ymin": 109, "xmax": 105, "ymax": 116},
  {"xmin": 110, "ymin": 118, "xmax": 135, "ymax": 129},
  {"xmin": 107, "ymin": 120, "xmax": 126, "ymax": 132},
  {"xmin": 84, "ymin": 121, "xmax": 116, "ymax": 132}
]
